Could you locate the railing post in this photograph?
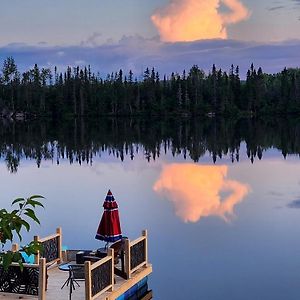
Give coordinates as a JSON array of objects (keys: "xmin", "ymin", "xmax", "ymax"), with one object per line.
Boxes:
[
  {"xmin": 56, "ymin": 227, "xmax": 62, "ymax": 263},
  {"xmin": 11, "ymin": 243, "xmax": 19, "ymax": 252},
  {"xmin": 62, "ymin": 249, "xmax": 67, "ymax": 262},
  {"xmin": 124, "ymin": 238, "xmax": 131, "ymax": 279},
  {"xmin": 84, "ymin": 261, "xmax": 92, "ymax": 300},
  {"xmin": 38, "ymin": 258, "xmax": 46, "ymax": 300},
  {"xmin": 34, "ymin": 235, "xmax": 40, "ymax": 264},
  {"xmin": 107, "ymin": 248, "xmax": 114, "ymax": 292},
  {"xmin": 142, "ymin": 229, "xmax": 148, "ymax": 265}
]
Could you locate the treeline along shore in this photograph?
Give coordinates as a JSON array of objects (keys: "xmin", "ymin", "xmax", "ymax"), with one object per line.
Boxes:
[
  {"xmin": 0, "ymin": 57, "xmax": 300, "ymax": 118},
  {"xmin": 1, "ymin": 117, "xmax": 300, "ymax": 173}
]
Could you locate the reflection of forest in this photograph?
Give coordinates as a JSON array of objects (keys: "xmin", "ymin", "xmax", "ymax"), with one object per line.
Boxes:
[{"xmin": 0, "ymin": 117, "xmax": 299, "ymax": 172}]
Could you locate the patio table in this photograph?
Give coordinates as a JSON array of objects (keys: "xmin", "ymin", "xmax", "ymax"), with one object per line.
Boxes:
[{"xmin": 59, "ymin": 262, "xmax": 82, "ymax": 300}]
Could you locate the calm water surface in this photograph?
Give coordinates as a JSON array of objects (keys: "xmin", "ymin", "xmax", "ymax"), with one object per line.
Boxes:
[{"xmin": 1, "ymin": 118, "xmax": 300, "ymax": 300}]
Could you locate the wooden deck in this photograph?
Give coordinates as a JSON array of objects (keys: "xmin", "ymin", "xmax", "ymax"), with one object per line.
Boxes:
[
  {"xmin": 1, "ymin": 230, "xmax": 151, "ymax": 300},
  {"xmin": 0, "ymin": 264, "xmax": 152, "ymax": 300}
]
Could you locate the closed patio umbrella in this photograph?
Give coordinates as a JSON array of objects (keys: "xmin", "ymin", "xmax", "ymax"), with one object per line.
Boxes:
[{"xmin": 95, "ymin": 189, "xmax": 122, "ymax": 244}]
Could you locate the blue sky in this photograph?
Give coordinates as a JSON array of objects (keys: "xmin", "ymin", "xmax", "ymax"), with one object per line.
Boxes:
[
  {"xmin": 0, "ymin": 0, "xmax": 299, "ymax": 75},
  {"xmin": 1, "ymin": 0, "xmax": 161, "ymax": 46},
  {"xmin": 1, "ymin": 0, "xmax": 299, "ymax": 45}
]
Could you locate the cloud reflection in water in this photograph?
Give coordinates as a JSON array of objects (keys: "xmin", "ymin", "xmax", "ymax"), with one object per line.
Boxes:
[
  {"xmin": 153, "ymin": 164, "xmax": 249, "ymax": 223},
  {"xmin": 287, "ymin": 199, "xmax": 300, "ymax": 209}
]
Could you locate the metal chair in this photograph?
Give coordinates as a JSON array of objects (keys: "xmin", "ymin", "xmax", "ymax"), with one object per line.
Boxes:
[
  {"xmin": 109, "ymin": 238, "xmax": 127, "ymax": 279},
  {"xmin": 60, "ymin": 263, "xmax": 84, "ymax": 300}
]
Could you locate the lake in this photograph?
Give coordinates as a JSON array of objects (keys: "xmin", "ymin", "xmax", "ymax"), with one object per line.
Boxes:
[{"xmin": 1, "ymin": 117, "xmax": 300, "ymax": 300}]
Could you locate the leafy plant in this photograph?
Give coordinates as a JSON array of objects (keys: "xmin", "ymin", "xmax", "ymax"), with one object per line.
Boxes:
[{"xmin": 0, "ymin": 195, "xmax": 44, "ymax": 269}]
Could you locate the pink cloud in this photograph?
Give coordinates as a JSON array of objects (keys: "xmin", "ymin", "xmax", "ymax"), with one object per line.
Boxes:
[
  {"xmin": 153, "ymin": 163, "xmax": 250, "ymax": 223},
  {"xmin": 151, "ymin": 0, "xmax": 250, "ymax": 42}
]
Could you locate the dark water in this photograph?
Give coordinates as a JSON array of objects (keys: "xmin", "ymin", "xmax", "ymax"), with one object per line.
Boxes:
[{"xmin": 1, "ymin": 117, "xmax": 300, "ymax": 300}]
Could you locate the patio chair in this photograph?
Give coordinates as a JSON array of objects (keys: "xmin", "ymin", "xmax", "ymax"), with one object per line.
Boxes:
[
  {"xmin": 63, "ymin": 256, "xmax": 102, "ymax": 292},
  {"xmin": 109, "ymin": 238, "xmax": 127, "ymax": 279},
  {"xmin": 109, "ymin": 239, "xmax": 123, "ymax": 264},
  {"xmin": 58, "ymin": 249, "xmax": 101, "ymax": 300},
  {"xmin": 59, "ymin": 263, "xmax": 85, "ymax": 300},
  {"xmin": 60, "ymin": 250, "xmax": 95, "ymax": 289},
  {"xmin": 82, "ymin": 255, "xmax": 101, "ymax": 263},
  {"xmin": 69, "ymin": 264, "xmax": 85, "ymax": 281}
]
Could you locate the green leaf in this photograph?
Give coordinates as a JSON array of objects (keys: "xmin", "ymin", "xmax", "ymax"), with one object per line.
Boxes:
[
  {"xmin": 20, "ymin": 219, "xmax": 30, "ymax": 232},
  {"xmin": 1, "ymin": 194, "xmax": 44, "ymax": 259},
  {"xmin": 27, "ymin": 199, "xmax": 44, "ymax": 208},
  {"xmin": 24, "ymin": 209, "xmax": 40, "ymax": 225},
  {"xmin": 2, "ymin": 226, "xmax": 13, "ymax": 241},
  {"xmin": 15, "ymin": 226, "xmax": 22, "ymax": 241},
  {"xmin": 18, "ymin": 261, "xmax": 24, "ymax": 272},
  {"xmin": 29, "ymin": 195, "xmax": 45, "ymax": 200},
  {"xmin": 12, "ymin": 251, "xmax": 22, "ymax": 262},
  {"xmin": 2, "ymin": 252, "xmax": 13, "ymax": 270},
  {"xmin": 22, "ymin": 241, "xmax": 42, "ymax": 256},
  {"xmin": 12, "ymin": 198, "xmax": 25, "ymax": 205},
  {"xmin": 16, "ymin": 231, "xmax": 22, "ymax": 241}
]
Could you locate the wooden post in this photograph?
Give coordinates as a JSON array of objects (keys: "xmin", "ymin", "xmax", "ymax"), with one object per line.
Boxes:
[
  {"xmin": 34, "ymin": 235, "xmax": 40, "ymax": 264},
  {"xmin": 38, "ymin": 258, "xmax": 46, "ymax": 300},
  {"xmin": 56, "ymin": 227, "xmax": 62, "ymax": 263},
  {"xmin": 62, "ymin": 249, "xmax": 67, "ymax": 263},
  {"xmin": 84, "ymin": 261, "xmax": 92, "ymax": 300},
  {"xmin": 124, "ymin": 238, "xmax": 131, "ymax": 279},
  {"xmin": 11, "ymin": 243, "xmax": 19, "ymax": 252},
  {"xmin": 107, "ymin": 248, "xmax": 114, "ymax": 292},
  {"xmin": 142, "ymin": 230, "xmax": 148, "ymax": 265}
]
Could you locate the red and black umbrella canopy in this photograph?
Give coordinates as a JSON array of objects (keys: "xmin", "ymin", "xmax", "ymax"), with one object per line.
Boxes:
[{"xmin": 95, "ymin": 189, "xmax": 122, "ymax": 243}]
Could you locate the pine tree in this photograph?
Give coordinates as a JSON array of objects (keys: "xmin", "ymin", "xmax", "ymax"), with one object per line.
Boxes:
[{"xmin": 2, "ymin": 57, "xmax": 18, "ymax": 111}]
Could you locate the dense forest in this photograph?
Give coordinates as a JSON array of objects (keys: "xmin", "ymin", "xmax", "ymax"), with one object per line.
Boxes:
[
  {"xmin": 0, "ymin": 57, "xmax": 300, "ymax": 118},
  {"xmin": 1, "ymin": 117, "xmax": 299, "ymax": 173}
]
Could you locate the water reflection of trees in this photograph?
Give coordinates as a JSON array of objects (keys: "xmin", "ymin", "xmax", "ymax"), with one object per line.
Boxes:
[{"xmin": 0, "ymin": 117, "xmax": 299, "ymax": 173}]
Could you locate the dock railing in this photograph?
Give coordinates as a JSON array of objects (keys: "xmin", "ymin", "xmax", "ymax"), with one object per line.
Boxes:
[
  {"xmin": 84, "ymin": 248, "xmax": 114, "ymax": 300},
  {"xmin": 0, "ymin": 258, "xmax": 47, "ymax": 300},
  {"xmin": 124, "ymin": 230, "xmax": 148, "ymax": 279},
  {"xmin": 34, "ymin": 227, "xmax": 63, "ymax": 266},
  {"xmin": 3, "ymin": 229, "xmax": 150, "ymax": 300}
]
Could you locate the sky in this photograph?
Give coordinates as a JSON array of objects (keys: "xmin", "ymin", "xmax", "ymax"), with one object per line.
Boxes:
[{"xmin": 0, "ymin": 0, "xmax": 300, "ymax": 75}]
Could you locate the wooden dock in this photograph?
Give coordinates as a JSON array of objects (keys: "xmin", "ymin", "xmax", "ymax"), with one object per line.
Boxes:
[
  {"xmin": 0, "ymin": 229, "xmax": 152, "ymax": 300},
  {"xmin": 0, "ymin": 264, "xmax": 152, "ymax": 300}
]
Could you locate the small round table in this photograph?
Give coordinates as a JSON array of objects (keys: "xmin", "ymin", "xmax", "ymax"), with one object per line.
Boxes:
[{"xmin": 59, "ymin": 263, "xmax": 80, "ymax": 300}]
